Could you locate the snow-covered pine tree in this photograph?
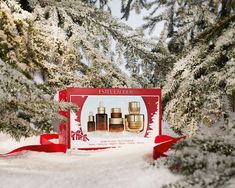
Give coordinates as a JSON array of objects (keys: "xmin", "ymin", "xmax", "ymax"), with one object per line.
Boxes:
[
  {"xmin": 0, "ymin": 58, "xmax": 74, "ymax": 140},
  {"xmin": 20, "ymin": 0, "xmax": 163, "ymax": 87},
  {"xmin": 143, "ymin": 0, "xmax": 235, "ymax": 48},
  {"xmin": 155, "ymin": 134, "xmax": 235, "ymax": 188},
  {"xmin": 126, "ymin": 0, "xmax": 235, "ymax": 135},
  {"xmin": 136, "ymin": 1, "xmax": 235, "ymax": 186},
  {"xmin": 157, "ymin": 2, "xmax": 235, "ymax": 135},
  {"xmin": 163, "ymin": 18, "xmax": 235, "ymax": 135},
  {"xmin": 0, "ymin": 0, "xmax": 75, "ymax": 139},
  {"xmin": 0, "ymin": 0, "xmax": 160, "ymax": 139}
]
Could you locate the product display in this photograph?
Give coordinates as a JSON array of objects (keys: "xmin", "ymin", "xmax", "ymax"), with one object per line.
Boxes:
[
  {"xmin": 125, "ymin": 102, "xmax": 144, "ymax": 132},
  {"xmin": 59, "ymin": 88, "xmax": 161, "ymax": 149},
  {"xmin": 87, "ymin": 112, "xmax": 95, "ymax": 132}
]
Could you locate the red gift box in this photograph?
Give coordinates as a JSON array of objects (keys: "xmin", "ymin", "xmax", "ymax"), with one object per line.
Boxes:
[
  {"xmin": 2, "ymin": 88, "xmax": 184, "ymax": 159},
  {"xmin": 58, "ymin": 88, "xmax": 162, "ymax": 149}
]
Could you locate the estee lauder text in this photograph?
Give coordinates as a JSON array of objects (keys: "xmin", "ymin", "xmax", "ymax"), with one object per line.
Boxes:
[{"xmin": 98, "ymin": 89, "xmax": 135, "ymax": 95}]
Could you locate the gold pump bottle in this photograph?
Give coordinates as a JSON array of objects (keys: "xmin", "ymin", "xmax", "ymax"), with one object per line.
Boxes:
[
  {"xmin": 125, "ymin": 101, "xmax": 144, "ymax": 132},
  {"xmin": 96, "ymin": 102, "xmax": 108, "ymax": 131}
]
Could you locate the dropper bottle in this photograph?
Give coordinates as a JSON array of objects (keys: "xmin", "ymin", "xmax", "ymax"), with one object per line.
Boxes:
[
  {"xmin": 87, "ymin": 111, "xmax": 95, "ymax": 132},
  {"xmin": 96, "ymin": 101, "xmax": 108, "ymax": 131}
]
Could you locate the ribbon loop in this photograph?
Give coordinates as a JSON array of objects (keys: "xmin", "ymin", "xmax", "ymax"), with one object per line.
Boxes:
[
  {"xmin": 153, "ymin": 135, "xmax": 186, "ymax": 160},
  {"xmin": 0, "ymin": 134, "xmax": 66, "ymax": 157}
]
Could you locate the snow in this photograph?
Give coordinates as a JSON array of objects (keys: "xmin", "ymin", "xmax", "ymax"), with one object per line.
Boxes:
[
  {"xmin": 33, "ymin": 71, "xmax": 45, "ymax": 85},
  {"xmin": 218, "ymin": 2, "xmax": 222, "ymax": 13},
  {"xmin": 0, "ymin": 125, "xmax": 181, "ymax": 188}
]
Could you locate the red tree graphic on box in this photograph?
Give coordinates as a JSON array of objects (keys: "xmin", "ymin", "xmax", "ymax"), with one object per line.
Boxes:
[{"xmin": 71, "ymin": 115, "xmax": 89, "ymax": 142}]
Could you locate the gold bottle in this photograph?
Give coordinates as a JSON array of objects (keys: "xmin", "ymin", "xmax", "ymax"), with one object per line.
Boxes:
[{"xmin": 125, "ymin": 101, "xmax": 144, "ymax": 132}]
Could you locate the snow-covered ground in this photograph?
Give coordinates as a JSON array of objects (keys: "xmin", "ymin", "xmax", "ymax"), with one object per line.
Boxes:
[{"xmin": 0, "ymin": 123, "xmax": 180, "ymax": 188}]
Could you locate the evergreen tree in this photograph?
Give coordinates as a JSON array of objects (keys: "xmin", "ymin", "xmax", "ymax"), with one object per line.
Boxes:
[
  {"xmin": 155, "ymin": 134, "xmax": 235, "ymax": 188},
  {"xmin": 163, "ymin": 17, "xmax": 235, "ymax": 135},
  {"xmin": 132, "ymin": 1, "xmax": 235, "ymax": 186},
  {"xmin": 108, "ymin": 0, "xmax": 235, "ymax": 135},
  {"xmin": 115, "ymin": 0, "xmax": 235, "ymax": 135}
]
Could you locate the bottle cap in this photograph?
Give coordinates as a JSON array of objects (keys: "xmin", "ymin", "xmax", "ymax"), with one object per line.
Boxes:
[
  {"xmin": 98, "ymin": 101, "xmax": 105, "ymax": 114},
  {"xmin": 128, "ymin": 101, "xmax": 140, "ymax": 114},
  {"xmin": 111, "ymin": 108, "xmax": 121, "ymax": 113},
  {"xmin": 88, "ymin": 111, "xmax": 94, "ymax": 121}
]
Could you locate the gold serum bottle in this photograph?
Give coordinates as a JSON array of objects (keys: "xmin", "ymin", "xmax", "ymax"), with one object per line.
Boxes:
[
  {"xmin": 109, "ymin": 108, "xmax": 124, "ymax": 132},
  {"xmin": 96, "ymin": 102, "xmax": 108, "ymax": 131},
  {"xmin": 125, "ymin": 101, "xmax": 144, "ymax": 132},
  {"xmin": 87, "ymin": 112, "xmax": 95, "ymax": 132}
]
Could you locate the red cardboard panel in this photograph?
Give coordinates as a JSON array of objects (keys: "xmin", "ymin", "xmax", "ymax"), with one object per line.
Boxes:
[{"xmin": 59, "ymin": 88, "xmax": 162, "ymax": 149}]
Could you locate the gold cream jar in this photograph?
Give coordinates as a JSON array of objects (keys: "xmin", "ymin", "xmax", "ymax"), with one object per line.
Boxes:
[{"xmin": 125, "ymin": 101, "xmax": 144, "ymax": 132}]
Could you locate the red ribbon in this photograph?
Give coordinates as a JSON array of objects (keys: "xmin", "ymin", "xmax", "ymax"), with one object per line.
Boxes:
[
  {"xmin": 1, "ymin": 134, "xmax": 185, "ymax": 158},
  {"xmin": 153, "ymin": 135, "xmax": 186, "ymax": 160},
  {"xmin": 0, "ymin": 134, "xmax": 66, "ymax": 157}
]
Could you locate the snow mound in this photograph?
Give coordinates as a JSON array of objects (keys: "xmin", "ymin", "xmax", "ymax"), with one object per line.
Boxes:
[{"xmin": 0, "ymin": 133, "xmax": 180, "ymax": 188}]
